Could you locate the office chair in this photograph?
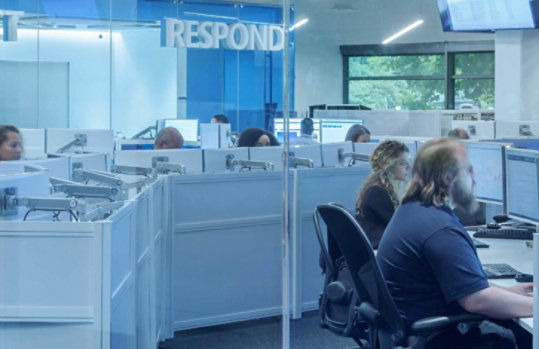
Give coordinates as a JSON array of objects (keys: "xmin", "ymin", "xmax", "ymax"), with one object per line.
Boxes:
[
  {"xmin": 314, "ymin": 205, "xmax": 368, "ymax": 348},
  {"xmin": 315, "ymin": 203, "xmax": 485, "ymax": 349}
]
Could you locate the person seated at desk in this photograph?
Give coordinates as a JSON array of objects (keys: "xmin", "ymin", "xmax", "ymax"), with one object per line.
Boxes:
[
  {"xmin": 377, "ymin": 138, "xmax": 532, "ymax": 349},
  {"xmin": 290, "ymin": 117, "xmax": 318, "ymax": 146},
  {"xmin": 238, "ymin": 128, "xmax": 279, "ymax": 147},
  {"xmin": 448, "ymin": 127, "xmax": 470, "ymax": 140},
  {"xmin": 0, "ymin": 125, "xmax": 23, "ymax": 161},
  {"xmin": 345, "ymin": 124, "xmax": 370, "ymax": 143},
  {"xmin": 154, "ymin": 127, "xmax": 183, "ymax": 149},
  {"xmin": 355, "ymin": 140, "xmax": 410, "ymax": 248},
  {"xmin": 211, "ymin": 114, "xmax": 229, "ymax": 124}
]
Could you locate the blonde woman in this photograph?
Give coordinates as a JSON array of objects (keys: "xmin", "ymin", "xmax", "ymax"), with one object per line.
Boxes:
[{"xmin": 355, "ymin": 140, "xmax": 411, "ymax": 248}]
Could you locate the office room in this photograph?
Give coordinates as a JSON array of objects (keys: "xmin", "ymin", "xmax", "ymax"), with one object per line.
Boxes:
[{"xmin": 0, "ymin": 0, "xmax": 539, "ymax": 348}]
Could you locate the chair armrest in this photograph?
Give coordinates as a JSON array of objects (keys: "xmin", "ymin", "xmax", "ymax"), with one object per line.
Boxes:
[{"xmin": 410, "ymin": 313, "xmax": 485, "ymax": 334}]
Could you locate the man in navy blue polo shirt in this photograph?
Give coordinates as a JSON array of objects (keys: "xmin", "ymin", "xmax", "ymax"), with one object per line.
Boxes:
[{"xmin": 377, "ymin": 138, "xmax": 533, "ymax": 348}]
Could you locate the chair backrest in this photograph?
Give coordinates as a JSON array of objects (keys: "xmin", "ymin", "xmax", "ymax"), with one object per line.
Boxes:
[{"xmin": 316, "ymin": 203, "xmax": 405, "ymax": 337}]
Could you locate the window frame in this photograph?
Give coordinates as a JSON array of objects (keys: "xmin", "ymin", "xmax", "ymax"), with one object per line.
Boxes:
[{"xmin": 341, "ymin": 41, "xmax": 494, "ymax": 110}]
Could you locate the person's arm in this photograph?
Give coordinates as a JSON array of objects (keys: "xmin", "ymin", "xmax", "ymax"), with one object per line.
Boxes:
[{"xmin": 458, "ymin": 285, "xmax": 533, "ymax": 318}]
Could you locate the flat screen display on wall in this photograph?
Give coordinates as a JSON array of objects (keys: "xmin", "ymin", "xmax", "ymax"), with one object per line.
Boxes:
[{"xmin": 437, "ymin": 0, "xmax": 539, "ymax": 31}]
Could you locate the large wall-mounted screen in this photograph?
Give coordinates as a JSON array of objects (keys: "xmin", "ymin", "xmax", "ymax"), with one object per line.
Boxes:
[{"xmin": 437, "ymin": 0, "xmax": 538, "ymax": 32}]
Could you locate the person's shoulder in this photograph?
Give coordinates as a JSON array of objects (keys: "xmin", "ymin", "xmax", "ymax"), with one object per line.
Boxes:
[{"xmin": 365, "ymin": 184, "xmax": 389, "ymax": 197}]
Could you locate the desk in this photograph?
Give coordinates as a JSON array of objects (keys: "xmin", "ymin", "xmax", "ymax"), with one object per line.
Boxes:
[{"xmin": 473, "ymin": 234, "xmax": 534, "ymax": 333}]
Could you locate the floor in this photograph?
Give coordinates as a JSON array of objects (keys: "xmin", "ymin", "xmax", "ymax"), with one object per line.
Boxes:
[{"xmin": 159, "ymin": 311, "xmax": 359, "ymax": 349}]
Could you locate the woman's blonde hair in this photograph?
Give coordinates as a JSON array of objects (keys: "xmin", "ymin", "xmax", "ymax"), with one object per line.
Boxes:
[
  {"xmin": 356, "ymin": 140, "xmax": 409, "ymax": 215},
  {"xmin": 402, "ymin": 138, "xmax": 461, "ymax": 207}
]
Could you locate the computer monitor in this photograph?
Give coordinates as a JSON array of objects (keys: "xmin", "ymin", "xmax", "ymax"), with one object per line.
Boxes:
[
  {"xmin": 273, "ymin": 118, "xmax": 321, "ymax": 144},
  {"xmin": 20, "ymin": 128, "xmax": 46, "ymax": 159},
  {"xmin": 203, "ymin": 148, "xmax": 249, "ymax": 173},
  {"xmin": 114, "ymin": 149, "xmax": 203, "ymax": 174},
  {"xmin": 505, "ymin": 147, "xmax": 539, "ymax": 225},
  {"xmin": 451, "ymin": 121, "xmax": 495, "ymax": 140},
  {"xmin": 289, "ymin": 144, "xmax": 322, "ymax": 168},
  {"xmin": 320, "ymin": 119, "xmax": 363, "ymax": 143},
  {"xmin": 466, "ymin": 142, "xmax": 506, "ymax": 205},
  {"xmin": 45, "ymin": 129, "xmax": 114, "ymax": 155},
  {"xmin": 156, "ymin": 119, "xmax": 199, "ymax": 143},
  {"xmin": 320, "ymin": 141, "xmax": 353, "ymax": 167},
  {"xmin": 249, "ymin": 146, "xmax": 284, "ymax": 171}
]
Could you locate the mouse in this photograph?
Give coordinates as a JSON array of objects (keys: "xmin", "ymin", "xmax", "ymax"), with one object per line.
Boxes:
[
  {"xmin": 515, "ymin": 274, "xmax": 533, "ymax": 283},
  {"xmin": 486, "ymin": 222, "xmax": 501, "ymax": 229}
]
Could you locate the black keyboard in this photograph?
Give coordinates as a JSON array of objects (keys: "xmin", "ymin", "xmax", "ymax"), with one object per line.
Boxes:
[
  {"xmin": 482, "ymin": 263, "xmax": 522, "ymax": 279},
  {"xmin": 473, "ymin": 228, "xmax": 534, "ymax": 240}
]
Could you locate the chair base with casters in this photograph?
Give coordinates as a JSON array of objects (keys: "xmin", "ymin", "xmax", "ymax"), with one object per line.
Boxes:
[{"xmin": 316, "ymin": 203, "xmax": 486, "ymax": 349}]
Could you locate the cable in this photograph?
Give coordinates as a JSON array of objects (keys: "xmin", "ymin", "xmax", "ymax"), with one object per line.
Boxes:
[{"xmin": 23, "ymin": 209, "xmax": 34, "ymax": 221}]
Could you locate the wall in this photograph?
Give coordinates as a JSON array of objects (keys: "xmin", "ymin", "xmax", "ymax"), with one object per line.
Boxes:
[
  {"xmin": 292, "ymin": 0, "xmax": 493, "ymax": 114},
  {"xmin": 495, "ymin": 30, "xmax": 539, "ymax": 121}
]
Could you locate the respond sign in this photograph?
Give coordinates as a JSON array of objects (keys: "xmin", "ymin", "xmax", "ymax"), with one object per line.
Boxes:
[{"xmin": 161, "ymin": 18, "xmax": 284, "ymax": 51}]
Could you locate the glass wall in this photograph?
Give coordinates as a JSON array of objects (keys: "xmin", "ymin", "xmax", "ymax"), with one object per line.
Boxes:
[{"xmin": 0, "ymin": 0, "xmax": 293, "ymax": 136}]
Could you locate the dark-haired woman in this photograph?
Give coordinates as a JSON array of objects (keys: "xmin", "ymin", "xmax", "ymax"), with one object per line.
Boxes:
[{"xmin": 0, "ymin": 125, "xmax": 23, "ymax": 161}]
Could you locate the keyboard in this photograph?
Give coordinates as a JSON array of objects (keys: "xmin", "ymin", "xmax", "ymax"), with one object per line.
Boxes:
[
  {"xmin": 473, "ymin": 227, "xmax": 534, "ymax": 240},
  {"xmin": 472, "ymin": 238, "xmax": 489, "ymax": 248},
  {"xmin": 482, "ymin": 263, "xmax": 522, "ymax": 279}
]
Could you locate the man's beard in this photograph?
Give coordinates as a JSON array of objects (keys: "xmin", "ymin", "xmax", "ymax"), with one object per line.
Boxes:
[{"xmin": 451, "ymin": 179, "xmax": 479, "ymax": 213}]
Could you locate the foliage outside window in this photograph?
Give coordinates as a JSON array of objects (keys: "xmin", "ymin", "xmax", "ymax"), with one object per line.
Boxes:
[{"xmin": 345, "ymin": 50, "xmax": 494, "ymax": 110}]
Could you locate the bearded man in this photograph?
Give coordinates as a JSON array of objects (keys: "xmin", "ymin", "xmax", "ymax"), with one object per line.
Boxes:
[{"xmin": 377, "ymin": 138, "xmax": 532, "ymax": 349}]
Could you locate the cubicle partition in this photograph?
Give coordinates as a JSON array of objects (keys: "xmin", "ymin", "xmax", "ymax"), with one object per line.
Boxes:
[
  {"xmin": 290, "ymin": 165, "xmax": 371, "ymax": 318},
  {"xmin": 169, "ymin": 171, "xmax": 283, "ymax": 330},
  {"xmin": 0, "ymin": 174, "xmax": 171, "ymax": 349}
]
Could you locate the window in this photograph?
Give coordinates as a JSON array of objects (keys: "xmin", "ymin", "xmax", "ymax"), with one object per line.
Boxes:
[{"xmin": 342, "ymin": 42, "xmax": 494, "ymax": 110}]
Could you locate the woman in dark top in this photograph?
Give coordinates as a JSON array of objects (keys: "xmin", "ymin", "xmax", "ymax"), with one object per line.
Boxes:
[{"xmin": 355, "ymin": 140, "xmax": 410, "ymax": 248}]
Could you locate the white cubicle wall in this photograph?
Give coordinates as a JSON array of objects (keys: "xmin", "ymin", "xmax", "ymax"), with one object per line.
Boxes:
[
  {"xmin": 451, "ymin": 120, "xmax": 495, "ymax": 139},
  {"xmin": 496, "ymin": 121, "xmax": 539, "ymax": 138},
  {"xmin": 320, "ymin": 141, "xmax": 353, "ymax": 167},
  {"xmin": 290, "ymin": 165, "xmax": 371, "ymax": 317},
  {"xmin": 20, "ymin": 128, "xmax": 46, "ymax": 159},
  {"xmin": 0, "ymin": 175, "xmax": 171, "ymax": 349},
  {"xmin": 114, "ymin": 149, "xmax": 203, "ymax": 174},
  {"xmin": 46, "ymin": 129, "xmax": 114, "ymax": 155},
  {"xmin": 169, "ymin": 171, "xmax": 283, "ymax": 330}
]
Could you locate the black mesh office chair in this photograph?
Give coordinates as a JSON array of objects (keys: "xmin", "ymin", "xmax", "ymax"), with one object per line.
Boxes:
[
  {"xmin": 314, "ymin": 205, "xmax": 368, "ymax": 348},
  {"xmin": 316, "ymin": 203, "xmax": 485, "ymax": 349}
]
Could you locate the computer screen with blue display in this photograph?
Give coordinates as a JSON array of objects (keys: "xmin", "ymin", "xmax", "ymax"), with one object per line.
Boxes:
[
  {"xmin": 273, "ymin": 118, "xmax": 320, "ymax": 143},
  {"xmin": 506, "ymin": 148, "xmax": 539, "ymax": 224},
  {"xmin": 466, "ymin": 142, "xmax": 506, "ymax": 205}
]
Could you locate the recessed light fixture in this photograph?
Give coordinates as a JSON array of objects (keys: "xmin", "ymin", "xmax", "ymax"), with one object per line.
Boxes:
[
  {"xmin": 289, "ymin": 18, "xmax": 309, "ymax": 31},
  {"xmin": 382, "ymin": 19, "xmax": 424, "ymax": 44}
]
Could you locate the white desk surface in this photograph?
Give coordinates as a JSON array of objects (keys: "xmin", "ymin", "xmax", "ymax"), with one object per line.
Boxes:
[{"xmin": 473, "ymin": 234, "xmax": 534, "ymax": 333}]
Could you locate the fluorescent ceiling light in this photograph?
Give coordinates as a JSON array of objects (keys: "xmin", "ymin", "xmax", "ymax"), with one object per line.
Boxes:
[
  {"xmin": 289, "ymin": 18, "xmax": 308, "ymax": 31},
  {"xmin": 382, "ymin": 19, "xmax": 424, "ymax": 44}
]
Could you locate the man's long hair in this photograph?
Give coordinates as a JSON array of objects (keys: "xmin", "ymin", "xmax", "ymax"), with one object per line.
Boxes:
[{"xmin": 402, "ymin": 138, "xmax": 461, "ymax": 207}]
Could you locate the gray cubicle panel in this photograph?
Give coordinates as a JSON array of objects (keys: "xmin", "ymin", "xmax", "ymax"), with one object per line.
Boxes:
[
  {"xmin": 46, "ymin": 128, "xmax": 114, "ymax": 155},
  {"xmin": 248, "ymin": 146, "xmax": 284, "ymax": 171},
  {"xmin": 20, "ymin": 128, "xmax": 46, "ymax": 159},
  {"xmin": 289, "ymin": 144, "xmax": 322, "ymax": 168},
  {"xmin": 114, "ymin": 148, "xmax": 204, "ymax": 174},
  {"xmin": 0, "ymin": 220, "xmax": 104, "ymax": 348},
  {"xmin": 290, "ymin": 165, "xmax": 371, "ymax": 318},
  {"xmin": 69, "ymin": 152, "xmax": 109, "ymax": 173},
  {"xmin": 320, "ymin": 141, "xmax": 353, "ymax": 167},
  {"xmin": 21, "ymin": 156, "xmax": 71, "ymax": 180},
  {"xmin": 169, "ymin": 171, "xmax": 283, "ymax": 330},
  {"xmin": 353, "ymin": 141, "xmax": 378, "ymax": 155},
  {"xmin": 202, "ymin": 148, "xmax": 249, "ymax": 173}
]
